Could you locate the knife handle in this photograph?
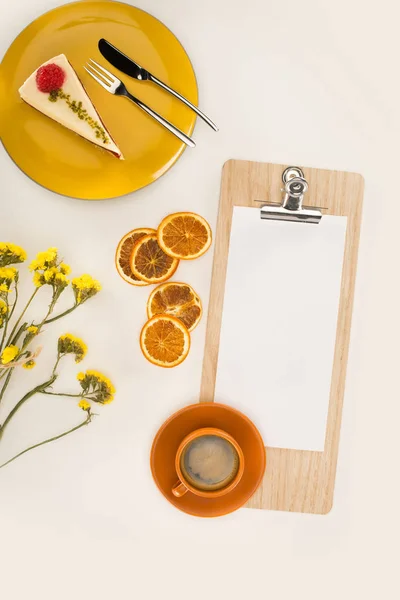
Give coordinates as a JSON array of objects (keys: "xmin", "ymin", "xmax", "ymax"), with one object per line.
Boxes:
[
  {"xmin": 149, "ymin": 74, "xmax": 219, "ymax": 132},
  {"xmin": 124, "ymin": 91, "xmax": 196, "ymax": 148}
]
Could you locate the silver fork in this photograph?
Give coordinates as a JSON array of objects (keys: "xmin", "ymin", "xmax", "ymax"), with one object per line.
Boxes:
[{"xmin": 84, "ymin": 59, "xmax": 196, "ymax": 148}]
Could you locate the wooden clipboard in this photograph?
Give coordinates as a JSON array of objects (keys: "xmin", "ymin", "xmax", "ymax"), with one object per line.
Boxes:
[{"xmin": 199, "ymin": 160, "xmax": 364, "ymax": 514}]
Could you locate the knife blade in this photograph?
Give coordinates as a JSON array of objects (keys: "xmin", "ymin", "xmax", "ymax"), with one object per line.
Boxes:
[
  {"xmin": 98, "ymin": 39, "xmax": 150, "ymax": 81},
  {"xmin": 98, "ymin": 39, "xmax": 218, "ymax": 131}
]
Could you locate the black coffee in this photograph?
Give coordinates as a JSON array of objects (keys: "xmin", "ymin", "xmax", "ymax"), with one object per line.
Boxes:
[{"xmin": 181, "ymin": 435, "xmax": 239, "ymax": 491}]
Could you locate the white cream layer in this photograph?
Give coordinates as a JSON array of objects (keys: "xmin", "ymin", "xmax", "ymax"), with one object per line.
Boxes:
[{"xmin": 19, "ymin": 54, "xmax": 123, "ymax": 159}]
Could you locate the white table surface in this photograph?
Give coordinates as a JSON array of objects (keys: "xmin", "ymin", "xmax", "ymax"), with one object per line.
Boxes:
[{"xmin": 1, "ymin": 0, "xmax": 399, "ymax": 598}]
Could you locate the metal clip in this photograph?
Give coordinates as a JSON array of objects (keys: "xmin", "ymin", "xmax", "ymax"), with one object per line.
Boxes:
[{"xmin": 260, "ymin": 166, "xmax": 322, "ymax": 224}]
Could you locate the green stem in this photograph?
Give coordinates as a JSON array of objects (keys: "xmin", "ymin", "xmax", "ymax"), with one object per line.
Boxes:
[
  {"xmin": 0, "ymin": 369, "xmax": 13, "ymax": 406},
  {"xmin": 16, "ymin": 294, "xmax": 56, "ymax": 360},
  {"xmin": 0, "ymin": 295, "xmax": 10, "ymax": 353},
  {"xmin": 0, "ymin": 322, "xmax": 28, "ymax": 394},
  {"xmin": 35, "ymin": 295, "xmax": 57, "ymax": 333},
  {"xmin": 41, "ymin": 391, "xmax": 82, "ymax": 398},
  {"xmin": 6, "ymin": 288, "xmax": 38, "ymax": 348},
  {"xmin": 0, "ymin": 288, "xmax": 73, "ymax": 415},
  {"xmin": 0, "ymin": 412, "xmax": 92, "ymax": 469},
  {"xmin": 0, "ymin": 374, "xmax": 57, "ymax": 435},
  {"xmin": 8, "ymin": 284, "xmax": 18, "ymax": 325},
  {"xmin": 52, "ymin": 354, "xmax": 62, "ymax": 377},
  {"xmin": 44, "ymin": 304, "xmax": 77, "ymax": 325},
  {"xmin": 10, "ymin": 322, "xmax": 28, "ymax": 346}
]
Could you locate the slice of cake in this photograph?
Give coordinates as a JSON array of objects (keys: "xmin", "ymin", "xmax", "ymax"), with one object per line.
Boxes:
[{"xmin": 19, "ymin": 54, "xmax": 123, "ymax": 159}]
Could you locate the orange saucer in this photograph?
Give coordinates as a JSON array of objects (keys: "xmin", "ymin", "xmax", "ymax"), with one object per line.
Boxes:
[{"xmin": 150, "ymin": 403, "xmax": 266, "ymax": 517}]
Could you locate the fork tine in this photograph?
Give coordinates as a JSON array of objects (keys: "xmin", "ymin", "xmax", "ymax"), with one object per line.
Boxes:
[
  {"xmin": 86, "ymin": 62, "xmax": 113, "ymax": 85},
  {"xmin": 84, "ymin": 65, "xmax": 112, "ymax": 92},
  {"xmin": 88, "ymin": 58, "xmax": 118, "ymax": 84}
]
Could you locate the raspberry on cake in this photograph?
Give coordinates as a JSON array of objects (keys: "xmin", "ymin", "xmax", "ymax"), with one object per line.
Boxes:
[
  {"xmin": 19, "ymin": 54, "xmax": 123, "ymax": 159},
  {"xmin": 36, "ymin": 63, "xmax": 66, "ymax": 93}
]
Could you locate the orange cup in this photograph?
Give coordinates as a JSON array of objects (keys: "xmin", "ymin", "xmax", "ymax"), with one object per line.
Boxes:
[{"xmin": 172, "ymin": 427, "xmax": 245, "ymax": 499}]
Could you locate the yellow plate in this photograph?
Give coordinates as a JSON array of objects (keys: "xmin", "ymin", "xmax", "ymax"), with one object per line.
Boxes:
[{"xmin": 0, "ymin": 0, "xmax": 198, "ymax": 200}]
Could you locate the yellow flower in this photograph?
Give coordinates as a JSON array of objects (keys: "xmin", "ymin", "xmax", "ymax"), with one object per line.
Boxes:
[
  {"xmin": 72, "ymin": 274, "xmax": 101, "ymax": 304},
  {"xmin": 0, "ymin": 299, "xmax": 7, "ymax": 315},
  {"xmin": 103, "ymin": 397, "xmax": 114, "ymax": 405},
  {"xmin": 0, "ymin": 284, "xmax": 10, "ymax": 293},
  {"xmin": 0, "ymin": 267, "xmax": 17, "ymax": 289},
  {"xmin": 87, "ymin": 370, "xmax": 116, "ymax": 393},
  {"xmin": 72, "ymin": 274, "xmax": 102, "ymax": 291},
  {"xmin": 44, "ymin": 266, "xmax": 58, "ymax": 283},
  {"xmin": 32, "ymin": 258, "xmax": 69, "ymax": 290},
  {"xmin": 22, "ymin": 360, "xmax": 36, "ymax": 370},
  {"xmin": 0, "ymin": 267, "xmax": 17, "ymax": 280},
  {"xmin": 55, "ymin": 272, "xmax": 69, "ymax": 285},
  {"xmin": 29, "ymin": 247, "xmax": 58, "ymax": 271},
  {"xmin": 33, "ymin": 272, "xmax": 45, "ymax": 287},
  {"xmin": 60, "ymin": 263, "xmax": 71, "ymax": 275},
  {"xmin": 23, "ymin": 324, "xmax": 39, "ymax": 345},
  {"xmin": 77, "ymin": 370, "xmax": 115, "ymax": 404},
  {"xmin": 0, "ymin": 242, "xmax": 27, "ymax": 267},
  {"xmin": 29, "ymin": 248, "xmax": 58, "ymax": 272},
  {"xmin": 77, "ymin": 372, "xmax": 85, "ymax": 381},
  {"xmin": 58, "ymin": 333, "xmax": 87, "ymax": 363},
  {"xmin": 1, "ymin": 345, "xmax": 19, "ymax": 364},
  {"xmin": 78, "ymin": 399, "xmax": 91, "ymax": 411}
]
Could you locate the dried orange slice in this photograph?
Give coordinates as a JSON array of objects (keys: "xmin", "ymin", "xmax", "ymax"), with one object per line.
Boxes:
[
  {"xmin": 130, "ymin": 234, "xmax": 179, "ymax": 284},
  {"xmin": 147, "ymin": 282, "xmax": 202, "ymax": 332},
  {"xmin": 157, "ymin": 212, "xmax": 212, "ymax": 260},
  {"xmin": 140, "ymin": 315, "xmax": 190, "ymax": 368},
  {"xmin": 115, "ymin": 228, "xmax": 156, "ymax": 286}
]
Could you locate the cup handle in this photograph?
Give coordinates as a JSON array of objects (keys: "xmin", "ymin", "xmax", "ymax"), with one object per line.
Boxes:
[{"xmin": 172, "ymin": 480, "xmax": 188, "ymax": 497}]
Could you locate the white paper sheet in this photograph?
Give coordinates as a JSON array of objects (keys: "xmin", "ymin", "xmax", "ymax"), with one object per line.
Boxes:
[{"xmin": 214, "ymin": 207, "xmax": 347, "ymax": 451}]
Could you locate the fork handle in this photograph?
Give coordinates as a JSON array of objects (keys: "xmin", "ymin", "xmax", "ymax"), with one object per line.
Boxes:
[
  {"xmin": 124, "ymin": 90, "xmax": 196, "ymax": 148},
  {"xmin": 149, "ymin": 74, "xmax": 219, "ymax": 132}
]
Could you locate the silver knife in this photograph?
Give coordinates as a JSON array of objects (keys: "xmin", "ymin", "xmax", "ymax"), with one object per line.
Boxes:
[{"xmin": 98, "ymin": 39, "xmax": 218, "ymax": 132}]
